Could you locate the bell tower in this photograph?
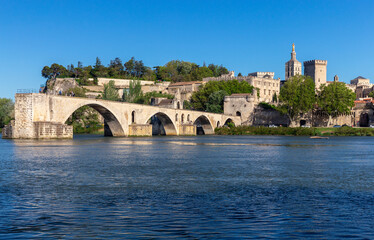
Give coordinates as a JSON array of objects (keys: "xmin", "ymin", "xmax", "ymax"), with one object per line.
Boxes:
[{"xmin": 285, "ymin": 43, "xmax": 302, "ymax": 80}]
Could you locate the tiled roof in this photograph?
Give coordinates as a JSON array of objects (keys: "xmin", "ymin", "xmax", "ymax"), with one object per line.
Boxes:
[{"xmin": 158, "ymin": 99, "xmax": 173, "ymax": 105}]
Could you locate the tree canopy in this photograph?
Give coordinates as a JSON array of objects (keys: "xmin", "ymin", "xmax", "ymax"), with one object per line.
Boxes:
[
  {"xmin": 0, "ymin": 98, "xmax": 14, "ymax": 128},
  {"xmin": 317, "ymin": 82, "xmax": 356, "ymax": 126},
  {"xmin": 278, "ymin": 75, "xmax": 315, "ymax": 125},
  {"xmin": 188, "ymin": 79, "xmax": 254, "ymax": 112},
  {"xmin": 42, "ymin": 58, "xmax": 229, "ymax": 84},
  {"xmin": 101, "ymin": 80, "xmax": 119, "ymax": 101},
  {"xmin": 122, "ymin": 80, "xmax": 174, "ymax": 104}
]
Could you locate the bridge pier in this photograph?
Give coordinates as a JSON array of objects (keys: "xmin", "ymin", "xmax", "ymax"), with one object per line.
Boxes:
[{"xmin": 179, "ymin": 124, "xmax": 196, "ymax": 136}]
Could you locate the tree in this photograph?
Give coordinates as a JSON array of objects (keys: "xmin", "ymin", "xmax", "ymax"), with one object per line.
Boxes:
[
  {"xmin": 124, "ymin": 57, "xmax": 135, "ymax": 76},
  {"xmin": 189, "ymin": 79, "xmax": 254, "ymax": 112},
  {"xmin": 208, "ymin": 64, "xmax": 229, "ymax": 77},
  {"xmin": 108, "ymin": 57, "xmax": 124, "ymax": 77},
  {"xmin": 278, "ymin": 75, "xmax": 315, "ymax": 126},
  {"xmin": 368, "ymin": 91, "xmax": 374, "ymax": 98},
  {"xmin": 205, "ymin": 90, "xmax": 228, "ymax": 113},
  {"xmin": 317, "ymin": 82, "xmax": 356, "ymax": 127},
  {"xmin": 102, "ymin": 80, "xmax": 119, "ymax": 101},
  {"xmin": 190, "ymin": 67, "xmax": 214, "ymax": 81},
  {"xmin": 0, "ymin": 98, "xmax": 14, "ymax": 128},
  {"xmin": 122, "ymin": 80, "xmax": 143, "ymax": 103},
  {"xmin": 41, "ymin": 63, "xmax": 67, "ymax": 80},
  {"xmin": 238, "ymin": 73, "xmax": 243, "ymax": 77}
]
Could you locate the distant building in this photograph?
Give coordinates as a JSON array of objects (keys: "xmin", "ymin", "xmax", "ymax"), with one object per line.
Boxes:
[
  {"xmin": 203, "ymin": 71, "xmax": 280, "ymax": 103},
  {"xmin": 285, "ymin": 43, "xmax": 302, "ymax": 80}
]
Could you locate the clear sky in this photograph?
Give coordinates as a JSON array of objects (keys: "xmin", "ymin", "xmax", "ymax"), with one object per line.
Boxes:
[{"xmin": 1, "ymin": 0, "xmax": 373, "ymax": 99}]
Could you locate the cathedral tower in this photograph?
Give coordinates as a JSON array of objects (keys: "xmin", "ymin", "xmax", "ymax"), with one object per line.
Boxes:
[{"xmin": 285, "ymin": 43, "xmax": 302, "ymax": 80}]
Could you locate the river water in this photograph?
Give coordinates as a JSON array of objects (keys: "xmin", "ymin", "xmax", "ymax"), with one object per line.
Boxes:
[{"xmin": 0, "ymin": 135, "xmax": 374, "ymax": 239}]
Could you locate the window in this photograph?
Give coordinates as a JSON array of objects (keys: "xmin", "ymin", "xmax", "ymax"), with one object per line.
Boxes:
[{"xmin": 131, "ymin": 111, "xmax": 135, "ymax": 123}]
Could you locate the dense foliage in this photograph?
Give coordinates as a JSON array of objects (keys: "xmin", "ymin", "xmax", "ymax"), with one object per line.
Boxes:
[
  {"xmin": 215, "ymin": 125, "xmax": 374, "ymax": 136},
  {"xmin": 317, "ymin": 82, "xmax": 356, "ymax": 126},
  {"xmin": 122, "ymin": 80, "xmax": 174, "ymax": 104},
  {"xmin": 278, "ymin": 75, "xmax": 315, "ymax": 124},
  {"xmin": 0, "ymin": 98, "xmax": 14, "ymax": 128},
  {"xmin": 41, "ymin": 58, "xmax": 229, "ymax": 83},
  {"xmin": 187, "ymin": 79, "xmax": 254, "ymax": 113},
  {"xmin": 102, "ymin": 80, "xmax": 119, "ymax": 101}
]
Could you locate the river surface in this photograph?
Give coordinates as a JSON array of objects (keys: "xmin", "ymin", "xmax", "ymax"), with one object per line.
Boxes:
[{"xmin": 0, "ymin": 135, "xmax": 374, "ymax": 239}]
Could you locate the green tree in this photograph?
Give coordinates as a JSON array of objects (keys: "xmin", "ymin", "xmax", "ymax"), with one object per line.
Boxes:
[
  {"xmin": 318, "ymin": 82, "xmax": 356, "ymax": 127},
  {"xmin": 102, "ymin": 80, "xmax": 119, "ymax": 101},
  {"xmin": 368, "ymin": 91, "xmax": 374, "ymax": 98},
  {"xmin": 205, "ymin": 90, "xmax": 228, "ymax": 113},
  {"xmin": 208, "ymin": 64, "xmax": 229, "ymax": 77},
  {"xmin": 0, "ymin": 98, "xmax": 14, "ymax": 127},
  {"xmin": 122, "ymin": 80, "xmax": 143, "ymax": 103},
  {"xmin": 278, "ymin": 75, "xmax": 315, "ymax": 126},
  {"xmin": 65, "ymin": 87, "xmax": 86, "ymax": 97},
  {"xmin": 124, "ymin": 57, "xmax": 135, "ymax": 76},
  {"xmin": 41, "ymin": 63, "xmax": 67, "ymax": 80},
  {"xmin": 189, "ymin": 79, "xmax": 254, "ymax": 112},
  {"xmin": 190, "ymin": 67, "xmax": 214, "ymax": 81}
]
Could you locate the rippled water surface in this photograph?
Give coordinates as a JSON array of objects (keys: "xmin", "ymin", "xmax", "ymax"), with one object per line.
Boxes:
[{"xmin": 1, "ymin": 135, "xmax": 374, "ymax": 239}]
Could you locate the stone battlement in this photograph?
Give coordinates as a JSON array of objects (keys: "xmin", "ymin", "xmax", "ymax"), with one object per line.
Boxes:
[{"xmin": 303, "ymin": 60, "xmax": 328, "ymax": 65}]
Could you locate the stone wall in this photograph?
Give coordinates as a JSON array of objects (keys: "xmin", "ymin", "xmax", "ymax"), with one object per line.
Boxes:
[
  {"xmin": 128, "ymin": 124, "xmax": 152, "ymax": 136},
  {"xmin": 34, "ymin": 122, "xmax": 73, "ymax": 139},
  {"xmin": 252, "ymin": 107, "xmax": 289, "ymax": 126}
]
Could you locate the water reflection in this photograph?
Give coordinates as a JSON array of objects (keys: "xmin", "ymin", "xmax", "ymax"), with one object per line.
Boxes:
[{"xmin": 1, "ymin": 135, "xmax": 374, "ymax": 238}]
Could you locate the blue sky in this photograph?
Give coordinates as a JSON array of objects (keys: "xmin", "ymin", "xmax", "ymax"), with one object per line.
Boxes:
[{"xmin": 1, "ymin": 0, "xmax": 373, "ymax": 99}]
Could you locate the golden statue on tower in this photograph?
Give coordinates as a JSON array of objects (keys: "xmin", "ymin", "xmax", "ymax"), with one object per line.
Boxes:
[{"xmin": 292, "ymin": 43, "xmax": 295, "ymax": 52}]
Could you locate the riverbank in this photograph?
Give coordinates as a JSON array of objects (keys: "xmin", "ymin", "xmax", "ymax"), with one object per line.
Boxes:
[{"xmin": 215, "ymin": 126, "xmax": 374, "ymax": 136}]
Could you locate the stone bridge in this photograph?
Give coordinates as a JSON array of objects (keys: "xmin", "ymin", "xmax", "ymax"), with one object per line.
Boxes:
[{"xmin": 2, "ymin": 93, "xmax": 241, "ymax": 139}]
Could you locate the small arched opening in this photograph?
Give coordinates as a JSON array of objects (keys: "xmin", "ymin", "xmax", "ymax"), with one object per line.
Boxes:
[
  {"xmin": 187, "ymin": 114, "xmax": 190, "ymax": 122},
  {"xmin": 224, "ymin": 118, "xmax": 235, "ymax": 127},
  {"xmin": 175, "ymin": 113, "xmax": 178, "ymax": 122},
  {"xmin": 146, "ymin": 112, "xmax": 177, "ymax": 136},
  {"xmin": 217, "ymin": 121, "xmax": 220, "ymax": 128},
  {"xmin": 181, "ymin": 114, "xmax": 184, "ymax": 123},
  {"xmin": 194, "ymin": 115, "xmax": 214, "ymax": 135},
  {"xmin": 236, "ymin": 111, "xmax": 241, "ymax": 117},
  {"xmin": 177, "ymin": 101, "xmax": 181, "ymax": 109},
  {"xmin": 131, "ymin": 111, "xmax": 135, "ymax": 124}
]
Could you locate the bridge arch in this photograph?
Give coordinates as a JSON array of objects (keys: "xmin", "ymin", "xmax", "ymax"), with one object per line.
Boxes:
[
  {"xmin": 144, "ymin": 112, "xmax": 177, "ymax": 135},
  {"xmin": 224, "ymin": 118, "xmax": 235, "ymax": 127},
  {"xmin": 193, "ymin": 115, "xmax": 214, "ymax": 135},
  {"xmin": 62, "ymin": 102, "xmax": 125, "ymax": 136}
]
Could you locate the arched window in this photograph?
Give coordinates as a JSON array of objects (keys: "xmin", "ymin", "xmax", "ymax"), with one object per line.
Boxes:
[
  {"xmin": 131, "ymin": 111, "xmax": 135, "ymax": 123},
  {"xmin": 217, "ymin": 121, "xmax": 220, "ymax": 127},
  {"xmin": 187, "ymin": 114, "xmax": 190, "ymax": 122},
  {"xmin": 236, "ymin": 111, "xmax": 241, "ymax": 117},
  {"xmin": 181, "ymin": 114, "xmax": 184, "ymax": 123},
  {"xmin": 175, "ymin": 113, "xmax": 178, "ymax": 122},
  {"xmin": 177, "ymin": 102, "xmax": 180, "ymax": 109}
]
